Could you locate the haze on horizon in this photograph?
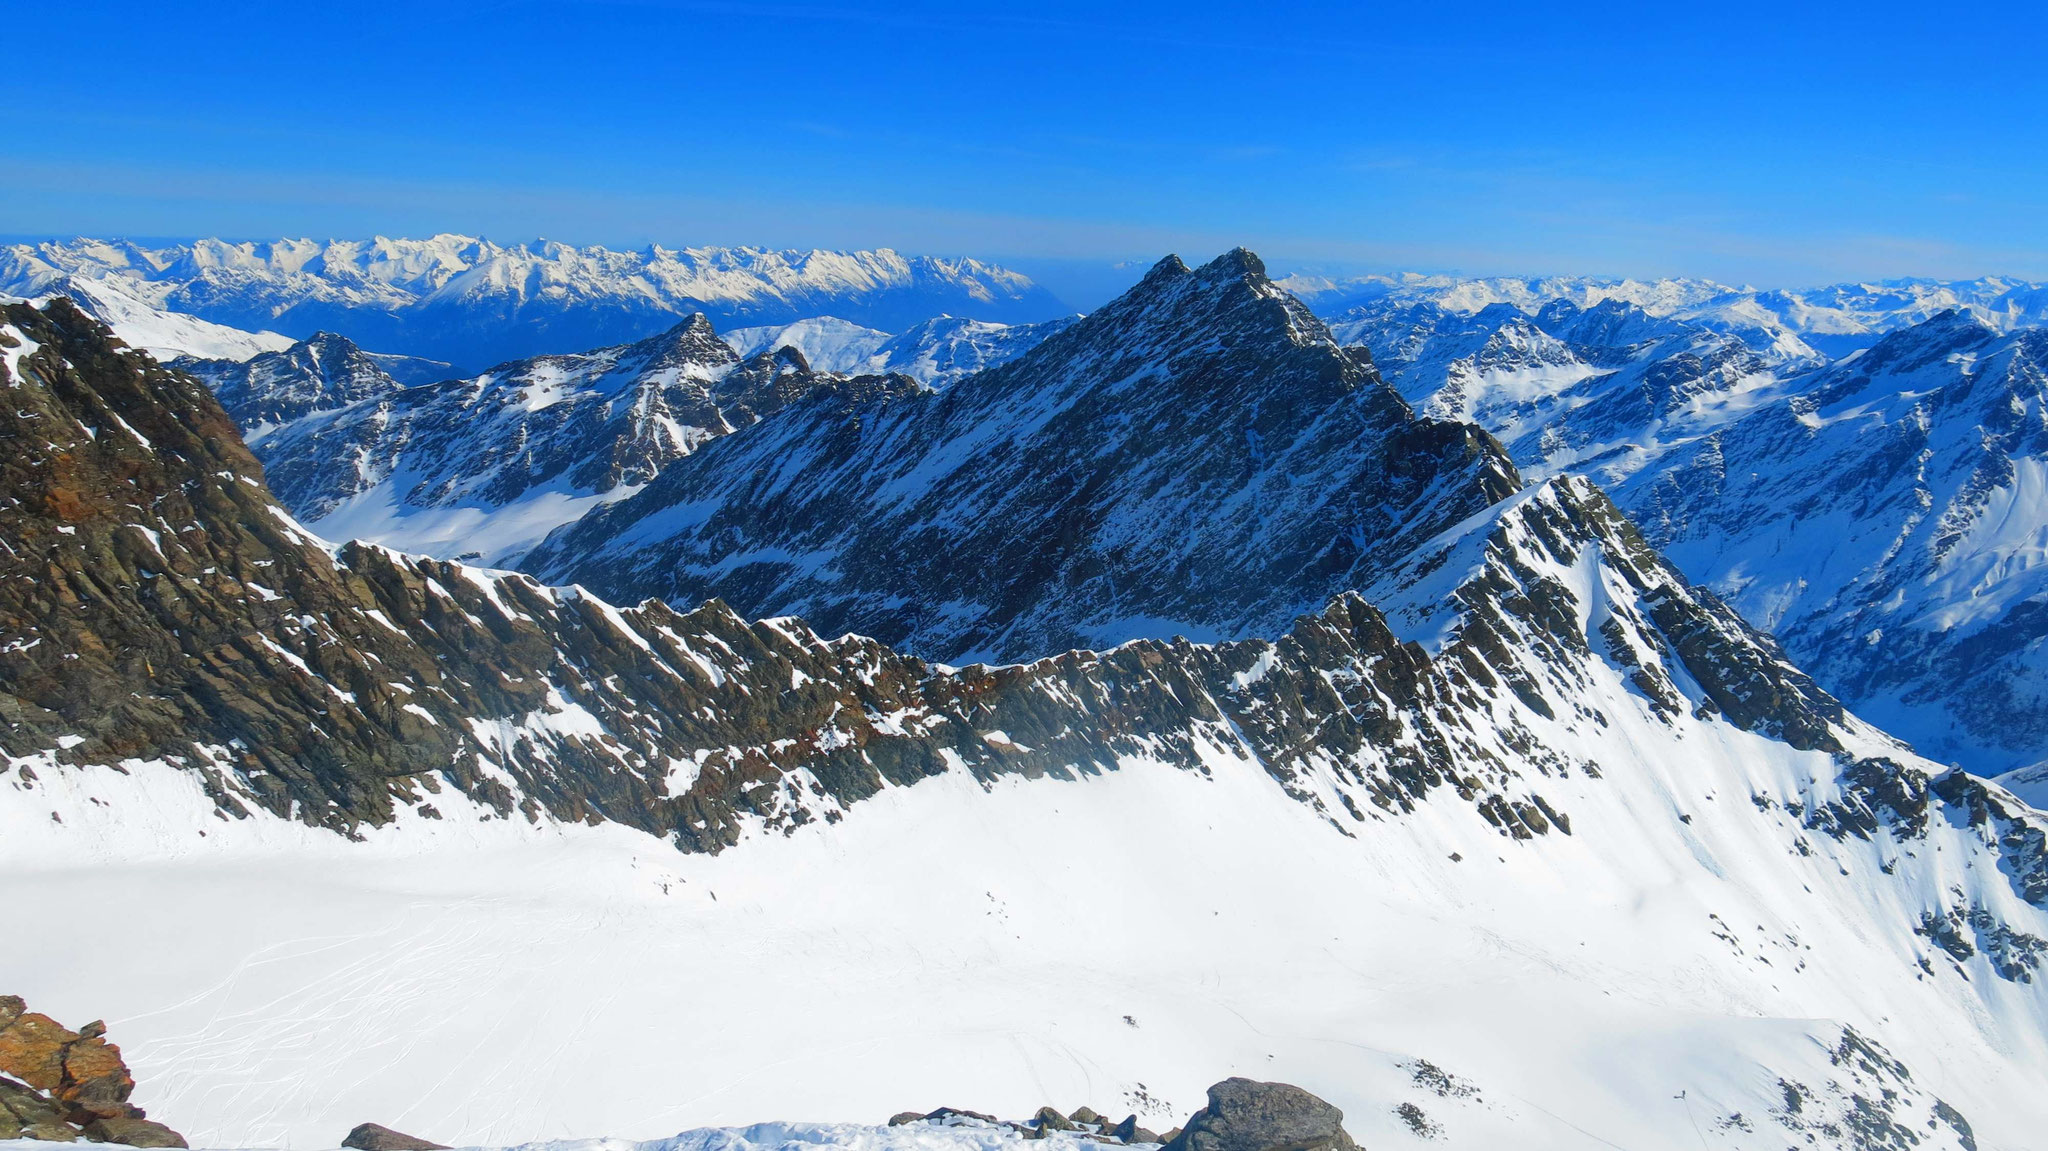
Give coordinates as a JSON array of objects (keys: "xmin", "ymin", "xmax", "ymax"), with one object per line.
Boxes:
[{"xmin": 9, "ymin": 0, "xmax": 2046, "ymax": 304}]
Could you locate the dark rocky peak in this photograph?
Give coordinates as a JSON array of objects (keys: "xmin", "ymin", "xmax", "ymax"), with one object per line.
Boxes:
[
  {"xmin": 523, "ymin": 248, "xmax": 1524, "ymax": 661},
  {"xmin": 1856, "ymin": 308, "xmax": 1999, "ymax": 374},
  {"xmin": 169, "ymin": 328, "xmax": 406, "ymax": 431},
  {"xmin": 1532, "ymin": 296, "xmax": 1693, "ymax": 352}
]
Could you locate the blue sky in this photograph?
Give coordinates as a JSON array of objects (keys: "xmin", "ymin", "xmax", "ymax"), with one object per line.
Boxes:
[{"xmin": 7, "ymin": 0, "xmax": 2045, "ymax": 302}]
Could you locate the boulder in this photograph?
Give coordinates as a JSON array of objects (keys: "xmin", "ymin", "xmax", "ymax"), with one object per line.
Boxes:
[
  {"xmin": 1113, "ymin": 1115, "xmax": 1161, "ymax": 1144},
  {"xmin": 82, "ymin": 1115, "xmax": 189, "ymax": 1148},
  {"xmin": 343, "ymin": 1122, "xmax": 451, "ymax": 1151},
  {"xmin": 1, "ymin": 1076, "xmax": 81, "ymax": 1141},
  {"xmin": 922, "ymin": 1107, "xmax": 1001, "ymax": 1124},
  {"xmin": 1161, "ymin": 1079, "xmax": 1359, "ymax": 1151},
  {"xmin": 1036, "ymin": 1107, "xmax": 1076, "ymax": 1131},
  {"xmin": 888, "ymin": 1112, "xmax": 928, "ymax": 1126},
  {"xmin": 1070, "ymin": 1106, "xmax": 1102, "ymax": 1126}
]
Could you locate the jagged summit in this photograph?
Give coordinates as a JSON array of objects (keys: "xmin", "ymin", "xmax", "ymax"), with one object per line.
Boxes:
[{"xmin": 526, "ymin": 248, "xmax": 1518, "ymax": 661}]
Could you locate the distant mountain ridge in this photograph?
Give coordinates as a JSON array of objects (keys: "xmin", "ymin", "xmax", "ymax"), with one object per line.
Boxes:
[
  {"xmin": 1287, "ymin": 270, "xmax": 2048, "ymax": 359},
  {"xmin": 0, "ymin": 235, "xmax": 1071, "ymax": 369}
]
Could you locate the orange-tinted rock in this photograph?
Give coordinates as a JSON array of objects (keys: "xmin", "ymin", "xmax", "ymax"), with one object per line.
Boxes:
[{"xmin": 0, "ymin": 1011, "xmax": 80, "ymax": 1092}]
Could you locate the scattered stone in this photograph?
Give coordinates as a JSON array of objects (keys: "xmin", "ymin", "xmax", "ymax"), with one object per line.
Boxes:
[
  {"xmin": 1162, "ymin": 1079, "xmax": 1359, "ymax": 1151},
  {"xmin": 342, "ymin": 1122, "xmax": 451, "ymax": 1150}
]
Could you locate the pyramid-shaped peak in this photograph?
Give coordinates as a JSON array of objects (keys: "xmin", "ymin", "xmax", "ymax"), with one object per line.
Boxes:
[
  {"xmin": 1194, "ymin": 247, "xmax": 1269, "ymax": 283},
  {"xmin": 1140, "ymin": 253, "xmax": 1193, "ymax": 285}
]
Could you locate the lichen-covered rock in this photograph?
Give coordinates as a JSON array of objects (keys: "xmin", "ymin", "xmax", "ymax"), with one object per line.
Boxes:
[{"xmin": 0, "ymin": 997, "xmax": 184, "ymax": 1147}]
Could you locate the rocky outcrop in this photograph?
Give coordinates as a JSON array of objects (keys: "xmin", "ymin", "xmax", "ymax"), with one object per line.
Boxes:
[
  {"xmin": 1161, "ymin": 1079, "xmax": 1358, "ymax": 1151},
  {"xmin": 0, "ymin": 997, "xmax": 184, "ymax": 1146},
  {"xmin": 342, "ymin": 1121, "xmax": 450, "ymax": 1150}
]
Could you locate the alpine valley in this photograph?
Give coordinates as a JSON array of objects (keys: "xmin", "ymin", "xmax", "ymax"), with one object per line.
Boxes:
[{"xmin": 7, "ymin": 243, "xmax": 2048, "ymax": 1151}]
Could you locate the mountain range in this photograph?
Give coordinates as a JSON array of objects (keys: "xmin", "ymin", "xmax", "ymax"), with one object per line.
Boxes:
[
  {"xmin": 0, "ymin": 236, "xmax": 1072, "ymax": 369},
  {"xmin": 8, "ymin": 250, "xmax": 2048, "ymax": 1149},
  {"xmin": 1329, "ymin": 294, "xmax": 2048, "ymax": 792},
  {"xmin": 1284, "ymin": 270, "xmax": 2048, "ymax": 359}
]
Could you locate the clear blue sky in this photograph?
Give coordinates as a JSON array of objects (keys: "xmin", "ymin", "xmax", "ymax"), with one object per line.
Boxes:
[{"xmin": 7, "ymin": 0, "xmax": 2045, "ymax": 301}]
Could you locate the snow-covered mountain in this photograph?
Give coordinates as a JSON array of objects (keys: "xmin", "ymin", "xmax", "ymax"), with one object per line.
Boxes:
[
  {"xmin": 724, "ymin": 314, "xmax": 1080, "ymax": 388},
  {"xmin": 1330, "ymin": 291, "xmax": 2048, "ymax": 787},
  {"xmin": 1336, "ymin": 298, "xmax": 1794, "ymax": 487},
  {"xmin": 0, "ymin": 235, "xmax": 1071, "ymax": 369},
  {"xmin": 183, "ymin": 318, "xmax": 893, "ymax": 564},
  {"xmin": 526, "ymin": 250, "xmax": 1519, "ymax": 661},
  {"xmin": 1293, "ymin": 270, "xmax": 2048, "ymax": 360},
  {"xmin": 5, "ymin": 294, "xmax": 2047, "ymax": 1150},
  {"xmin": 170, "ymin": 331, "xmax": 445, "ymax": 435},
  {"xmin": 1607, "ymin": 313, "xmax": 2048, "ymax": 785}
]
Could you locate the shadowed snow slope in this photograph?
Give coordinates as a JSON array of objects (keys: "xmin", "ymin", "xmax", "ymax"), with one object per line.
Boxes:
[{"xmin": 5, "ymin": 297, "xmax": 2048, "ymax": 1151}]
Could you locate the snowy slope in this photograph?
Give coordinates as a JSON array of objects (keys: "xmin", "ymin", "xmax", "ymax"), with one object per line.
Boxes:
[
  {"xmin": 7, "ymin": 295, "xmax": 2048, "ymax": 1151},
  {"xmin": 2, "ymin": 272, "xmax": 297, "ymax": 361},
  {"xmin": 0, "ymin": 237, "xmax": 1070, "ymax": 369}
]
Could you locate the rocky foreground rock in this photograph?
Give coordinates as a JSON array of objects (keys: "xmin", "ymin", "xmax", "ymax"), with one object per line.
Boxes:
[
  {"xmin": 886, "ymin": 1079, "xmax": 1352, "ymax": 1149},
  {"xmin": 342, "ymin": 1121, "xmax": 451, "ymax": 1150},
  {"xmin": 0, "ymin": 996, "xmax": 184, "ymax": 1146},
  {"xmin": 1162, "ymin": 1079, "xmax": 1357, "ymax": 1151}
]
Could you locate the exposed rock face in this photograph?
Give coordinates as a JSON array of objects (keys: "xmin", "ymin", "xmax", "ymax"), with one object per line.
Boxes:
[
  {"xmin": 0, "ymin": 996, "xmax": 185, "ymax": 1146},
  {"xmin": 342, "ymin": 1121, "xmax": 450, "ymax": 1150},
  {"xmin": 1161, "ymin": 1079, "xmax": 1358, "ymax": 1151},
  {"xmin": 528, "ymin": 248, "xmax": 1521, "ymax": 663}
]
